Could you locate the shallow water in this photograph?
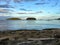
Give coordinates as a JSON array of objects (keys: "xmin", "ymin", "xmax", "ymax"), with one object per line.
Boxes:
[{"xmin": 0, "ymin": 20, "xmax": 60, "ymax": 31}]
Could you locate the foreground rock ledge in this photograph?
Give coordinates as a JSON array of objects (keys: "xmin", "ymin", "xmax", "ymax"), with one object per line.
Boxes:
[{"xmin": 0, "ymin": 29, "xmax": 60, "ymax": 38}]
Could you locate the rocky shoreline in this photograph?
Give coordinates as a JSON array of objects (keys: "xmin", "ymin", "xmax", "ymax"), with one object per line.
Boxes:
[
  {"xmin": 0, "ymin": 28, "xmax": 60, "ymax": 45},
  {"xmin": 0, "ymin": 28, "xmax": 60, "ymax": 38}
]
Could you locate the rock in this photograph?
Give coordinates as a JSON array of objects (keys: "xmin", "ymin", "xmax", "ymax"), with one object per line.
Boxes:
[{"xmin": 54, "ymin": 34, "xmax": 60, "ymax": 38}]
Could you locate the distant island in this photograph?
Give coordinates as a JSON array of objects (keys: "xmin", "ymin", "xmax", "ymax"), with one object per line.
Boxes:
[
  {"xmin": 56, "ymin": 18, "xmax": 60, "ymax": 20},
  {"xmin": 26, "ymin": 17, "xmax": 36, "ymax": 20},
  {"xmin": 7, "ymin": 18, "xmax": 21, "ymax": 20}
]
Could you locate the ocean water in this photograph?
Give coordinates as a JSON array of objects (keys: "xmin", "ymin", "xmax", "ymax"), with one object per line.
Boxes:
[{"xmin": 0, "ymin": 20, "xmax": 60, "ymax": 31}]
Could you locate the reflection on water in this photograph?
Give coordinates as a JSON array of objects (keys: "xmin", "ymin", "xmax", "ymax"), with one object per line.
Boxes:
[
  {"xmin": 0, "ymin": 20, "xmax": 60, "ymax": 31},
  {"xmin": 0, "ymin": 20, "xmax": 7, "ymax": 31}
]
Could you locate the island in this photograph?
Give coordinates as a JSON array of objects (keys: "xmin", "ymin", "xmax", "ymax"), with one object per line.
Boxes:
[
  {"xmin": 26, "ymin": 17, "xmax": 36, "ymax": 20},
  {"xmin": 7, "ymin": 17, "xmax": 21, "ymax": 20},
  {"xmin": 56, "ymin": 18, "xmax": 60, "ymax": 20}
]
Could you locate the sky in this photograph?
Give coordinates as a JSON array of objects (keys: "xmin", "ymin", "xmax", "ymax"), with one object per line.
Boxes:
[{"xmin": 0, "ymin": 0, "xmax": 60, "ymax": 19}]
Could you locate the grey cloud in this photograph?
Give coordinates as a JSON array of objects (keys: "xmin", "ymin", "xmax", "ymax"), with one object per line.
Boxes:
[
  {"xmin": 20, "ymin": 8, "xmax": 32, "ymax": 11},
  {"xmin": 20, "ymin": 8, "xmax": 27, "ymax": 11},
  {"xmin": 13, "ymin": 0, "xmax": 37, "ymax": 3},
  {"xmin": 0, "ymin": 5, "xmax": 14, "ymax": 8},
  {"xmin": 17, "ymin": 12, "xmax": 35, "ymax": 14},
  {"xmin": 24, "ymin": 0, "xmax": 37, "ymax": 2},
  {"xmin": 0, "ymin": 9, "xmax": 13, "ymax": 13},
  {"xmin": 0, "ymin": 0, "xmax": 6, "ymax": 2},
  {"xmin": 13, "ymin": 0, "xmax": 22, "ymax": 3},
  {"xmin": 35, "ymin": 2, "xmax": 48, "ymax": 5},
  {"xmin": 36, "ymin": 11, "xmax": 43, "ymax": 13},
  {"xmin": 18, "ymin": 12, "xmax": 27, "ymax": 14},
  {"xmin": 56, "ymin": 12, "xmax": 60, "ymax": 14},
  {"xmin": 17, "ymin": 11, "xmax": 43, "ymax": 14}
]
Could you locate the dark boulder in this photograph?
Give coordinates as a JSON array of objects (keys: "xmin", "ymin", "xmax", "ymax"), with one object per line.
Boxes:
[{"xmin": 54, "ymin": 34, "xmax": 60, "ymax": 38}]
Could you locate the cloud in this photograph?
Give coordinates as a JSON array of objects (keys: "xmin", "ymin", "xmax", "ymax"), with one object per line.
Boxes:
[
  {"xmin": 0, "ymin": 8, "xmax": 13, "ymax": 13},
  {"xmin": 20, "ymin": 8, "xmax": 32, "ymax": 11},
  {"xmin": 17, "ymin": 11, "xmax": 43, "ymax": 14},
  {"xmin": 35, "ymin": 2, "xmax": 48, "ymax": 5},
  {"xmin": 0, "ymin": 0, "xmax": 6, "ymax": 1},
  {"xmin": 0, "ymin": 0, "xmax": 37, "ymax": 4},
  {"xmin": 13, "ymin": 0, "xmax": 37, "ymax": 3},
  {"xmin": 24, "ymin": 0, "xmax": 37, "ymax": 2},
  {"xmin": 36, "ymin": 11, "xmax": 43, "ymax": 13},
  {"xmin": 20, "ymin": 8, "xmax": 27, "ymax": 11},
  {"xmin": 13, "ymin": 0, "xmax": 22, "ymax": 3},
  {"xmin": 17, "ymin": 11, "xmax": 36, "ymax": 14},
  {"xmin": 0, "ymin": 5, "xmax": 14, "ymax": 8},
  {"xmin": 56, "ymin": 12, "xmax": 60, "ymax": 14}
]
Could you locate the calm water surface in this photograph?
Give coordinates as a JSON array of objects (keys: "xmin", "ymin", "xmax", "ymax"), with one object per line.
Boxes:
[{"xmin": 0, "ymin": 20, "xmax": 60, "ymax": 31}]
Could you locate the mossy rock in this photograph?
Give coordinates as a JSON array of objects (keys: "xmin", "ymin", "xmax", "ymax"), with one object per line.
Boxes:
[{"xmin": 7, "ymin": 18, "xmax": 21, "ymax": 20}]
